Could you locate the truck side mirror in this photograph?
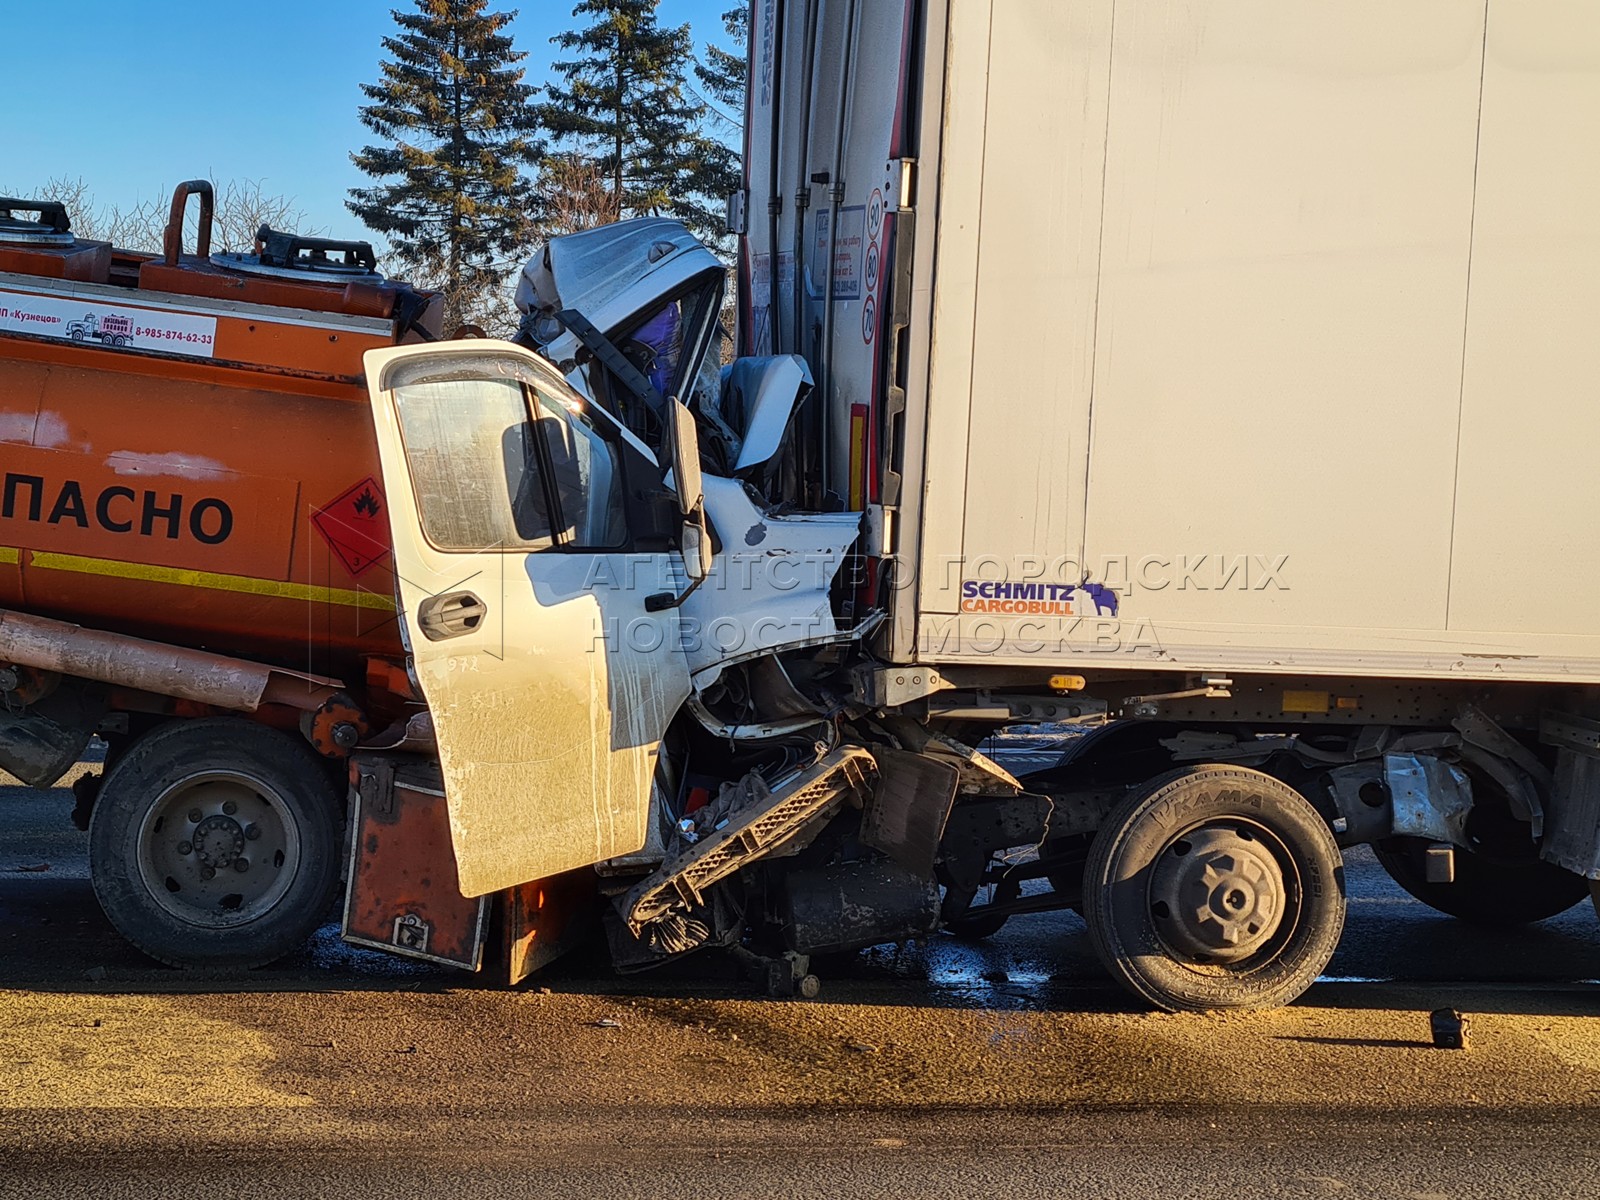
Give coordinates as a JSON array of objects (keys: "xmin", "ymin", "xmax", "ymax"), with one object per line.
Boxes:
[
  {"xmin": 682, "ymin": 519, "xmax": 712, "ymax": 584},
  {"xmin": 667, "ymin": 397, "xmax": 713, "ymax": 591},
  {"xmin": 669, "ymin": 396, "xmax": 703, "ymax": 518}
]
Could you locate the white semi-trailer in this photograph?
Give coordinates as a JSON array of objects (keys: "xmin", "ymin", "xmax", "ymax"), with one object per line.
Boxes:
[
  {"xmin": 739, "ymin": 0, "xmax": 1600, "ymax": 686},
  {"xmin": 721, "ymin": 0, "xmax": 1600, "ymax": 1005},
  {"xmin": 7, "ymin": 2, "xmax": 1600, "ymax": 1013}
]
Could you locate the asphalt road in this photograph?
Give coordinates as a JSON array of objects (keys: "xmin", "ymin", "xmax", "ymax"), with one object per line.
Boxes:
[{"xmin": 3, "ymin": 760, "xmax": 1600, "ymax": 1198}]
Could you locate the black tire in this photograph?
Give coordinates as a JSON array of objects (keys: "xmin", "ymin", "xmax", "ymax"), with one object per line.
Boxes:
[
  {"xmin": 1082, "ymin": 765, "xmax": 1346, "ymax": 1013},
  {"xmin": 89, "ymin": 718, "xmax": 342, "ymax": 969},
  {"xmin": 945, "ymin": 912, "xmax": 1009, "ymax": 939},
  {"xmin": 1372, "ymin": 837, "xmax": 1589, "ymax": 925},
  {"xmin": 943, "ymin": 877, "xmax": 1019, "ymax": 940}
]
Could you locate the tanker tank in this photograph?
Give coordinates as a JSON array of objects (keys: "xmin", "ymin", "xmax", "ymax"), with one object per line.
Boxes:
[{"xmin": 0, "ymin": 184, "xmax": 443, "ymax": 677}]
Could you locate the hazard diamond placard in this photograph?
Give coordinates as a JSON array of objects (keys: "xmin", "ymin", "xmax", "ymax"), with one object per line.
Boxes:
[{"xmin": 311, "ymin": 477, "xmax": 391, "ymax": 578}]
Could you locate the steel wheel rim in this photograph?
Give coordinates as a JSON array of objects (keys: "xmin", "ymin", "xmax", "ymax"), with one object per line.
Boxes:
[
  {"xmin": 1144, "ymin": 817, "xmax": 1303, "ymax": 974},
  {"xmin": 134, "ymin": 770, "xmax": 302, "ymax": 929}
]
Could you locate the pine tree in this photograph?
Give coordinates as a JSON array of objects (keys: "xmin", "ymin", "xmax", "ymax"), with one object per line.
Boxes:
[
  {"xmin": 688, "ymin": 5, "xmax": 747, "ymax": 236},
  {"xmin": 348, "ymin": 0, "xmax": 545, "ymax": 330},
  {"xmin": 695, "ymin": 5, "xmax": 749, "ymax": 135},
  {"xmin": 539, "ymin": 0, "xmax": 734, "ymax": 243}
]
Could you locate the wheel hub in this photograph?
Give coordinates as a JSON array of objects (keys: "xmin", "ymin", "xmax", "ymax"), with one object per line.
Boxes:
[
  {"xmin": 1150, "ymin": 826, "xmax": 1287, "ymax": 962},
  {"xmin": 191, "ymin": 815, "xmax": 246, "ymax": 870},
  {"xmin": 135, "ymin": 771, "xmax": 298, "ymax": 929}
]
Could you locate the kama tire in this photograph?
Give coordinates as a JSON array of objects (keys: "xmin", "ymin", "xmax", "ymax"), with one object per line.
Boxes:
[
  {"xmin": 89, "ymin": 718, "xmax": 342, "ymax": 969},
  {"xmin": 1372, "ymin": 837, "xmax": 1589, "ymax": 925},
  {"xmin": 1082, "ymin": 766, "xmax": 1346, "ymax": 1013}
]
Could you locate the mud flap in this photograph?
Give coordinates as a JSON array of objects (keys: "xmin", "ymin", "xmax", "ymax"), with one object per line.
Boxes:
[
  {"xmin": 861, "ymin": 749, "xmax": 960, "ymax": 876},
  {"xmin": 342, "ymin": 755, "xmax": 488, "ymax": 970},
  {"xmin": 503, "ymin": 868, "xmax": 599, "ymax": 985}
]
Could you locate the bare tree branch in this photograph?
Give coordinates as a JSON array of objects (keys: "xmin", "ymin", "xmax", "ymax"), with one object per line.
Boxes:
[{"xmin": 5, "ymin": 176, "xmax": 318, "ymax": 256}]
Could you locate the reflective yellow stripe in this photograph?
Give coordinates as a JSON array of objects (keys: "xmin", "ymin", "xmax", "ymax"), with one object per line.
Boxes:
[{"xmin": 10, "ymin": 549, "xmax": 394, "ymax": 612}]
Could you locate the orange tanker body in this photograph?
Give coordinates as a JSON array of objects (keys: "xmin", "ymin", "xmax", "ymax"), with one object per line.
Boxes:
[
  {"xmin": 0, "ymin": 183, "xmax": 442, "ymax": 677},
  {"xmin": 0, "ymin": 182, "xmax": 458, "ymax": 973}
]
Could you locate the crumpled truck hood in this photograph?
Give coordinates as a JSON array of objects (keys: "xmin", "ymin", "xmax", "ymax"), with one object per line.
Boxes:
[{"xmin": 514, "ymin": 218, "xmax": 724, "ymax": 367}]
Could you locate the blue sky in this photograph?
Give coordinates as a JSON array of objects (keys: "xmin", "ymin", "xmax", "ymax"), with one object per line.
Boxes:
[{"xmin": 1, "ymin": 0, "xmax": 738, "ymax": 240}]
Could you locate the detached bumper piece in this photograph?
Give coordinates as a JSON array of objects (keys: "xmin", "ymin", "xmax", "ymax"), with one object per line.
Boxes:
[{"xmin": 624, "ymin": 746, "xmax": 877, "ymax": 951}]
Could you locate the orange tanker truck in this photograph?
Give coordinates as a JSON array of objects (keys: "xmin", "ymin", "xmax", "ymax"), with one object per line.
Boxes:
[{"xmin": 0, "ymin": 183, "xmax": 443, "ymax": 967}]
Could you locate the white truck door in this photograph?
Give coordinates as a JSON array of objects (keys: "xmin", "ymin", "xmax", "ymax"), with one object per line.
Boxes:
[{"xmin": 363, "ymin": 342, "xmax": 692, "ymax": 897}]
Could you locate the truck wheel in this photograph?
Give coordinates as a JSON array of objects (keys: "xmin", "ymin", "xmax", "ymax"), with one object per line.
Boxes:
[
  {"xmin": 1082, "ymin": 766, "xmax": 1346, "ymax": 1012},
  {"xmin": 943, "ymin": 876, "xmax": 1020, "ymax": 939},
  {"xmin": 1372, "ymin": 837, "xmax": 1588, "ymax": 925},
  {"xmin": 89, "ymin": 718, "xmax": 341, "ymax": 969}
]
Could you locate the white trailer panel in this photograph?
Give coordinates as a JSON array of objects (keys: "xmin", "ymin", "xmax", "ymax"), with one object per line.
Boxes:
[
  {"xmin": 1450, "ymin": 1, "xmax": 1600, "ymax": 637},
  {"xmin": 903, "ymin": 1, "xmax": 1600, "ymax": 682},
  {"xmin": 742, "ymin": 0, "xmax": 1600, "ymax": 684}
]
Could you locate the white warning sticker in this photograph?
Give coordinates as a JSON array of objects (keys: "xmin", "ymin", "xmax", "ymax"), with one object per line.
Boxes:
[
  {"xmin": 810, "ymin": 206, "xmax": 865, "ymax": 301},
  {"xmin": 0, "ymin": 288, "xmax": 217, "ymax": 358}
]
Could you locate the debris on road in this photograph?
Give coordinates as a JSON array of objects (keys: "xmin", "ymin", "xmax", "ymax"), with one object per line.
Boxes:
[{"xmin": 1431, "ymin": 1008, "xmax": 1470, "ymax": 1050}]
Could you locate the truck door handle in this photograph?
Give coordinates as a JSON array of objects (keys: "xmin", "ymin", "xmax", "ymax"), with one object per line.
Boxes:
[{"xmin": 417, "ymin": 591, "xmax": 485, "ymax": 641}]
